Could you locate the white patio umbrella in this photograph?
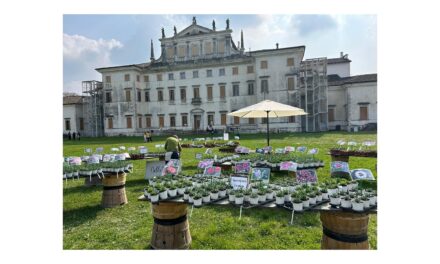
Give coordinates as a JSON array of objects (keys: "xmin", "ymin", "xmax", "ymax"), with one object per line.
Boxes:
[{"xmin": 228, "ymin": 100, "xmax": 307, "ymax": 146}]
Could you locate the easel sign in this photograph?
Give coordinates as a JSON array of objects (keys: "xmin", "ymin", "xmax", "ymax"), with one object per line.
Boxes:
[
  {"xmin": 296, "ymin": 169, "xmax": 318, "ymax": 183},
  {"xmin": 331, "ymin": 161, "xmax": 350, "ymax": 173},
  {"xmin": 263, "ymin": 146, "xmax": 272, "ymax": 154},
  {"xmin": 230, "ymin": 176, "xmax": 249, "ymax": 190},
  {"xmin": 140, "ymin": 148, "xmax": 148, "ymax": 154},
  {"xmin": 195, "ymin": 153, "xmax": 203, "ymax": 160},
  {"xmin": 351, "ymin": 169, "xmax": 375, "ymax": 181},
  {"xmin": 223, "ymin": 133, "xmax": 229, "ymax": 141},
  {"xmin": 280, "ymin": 161, "xmax": 298, "ymax": 172},
  {"xmin": 235, "ymin": 161, "xmax": 251, "ymax": 174},
  {"xmin": 144, "ymin": 160, "xmax": 165, "ymax": 179},
  {"xmin": 119, "ymin": 146, "xmax": 126, "ymax": 150},
  {"xmin": 84, "ymin": 148, "xmax": 92, "ymax": 153},
  {"xmin": 297, "ymin": 146, "xmax": 307, "ymax": 153},
  {"xmin": 205, "ymin": 148, "xmax": 213, "ymax": 155},
  {"xmin": 161, "ymin": 159, "xmax": 181, "ymax": 176},
  {"xmin": 96, "ymin": 147, "xmax": 104, "ymax": 153},
  {"xmin": 284, "ymin": 146, "xmax": 295, "ymax": 153},
  {"xmin": 308, "ymin": 148, "xmax": 318, "ymax": 155},
  {"xmin": 251, "ymin": 167, "xmax": 271, "ymax": 184},
  {"xmin": 198, "ymin": 159, "xmax": 214, "ymax": 169},
  {"xmin": 275, "ymin": 148, "xmax": 284, "ymax": 154},
  {"xmin": 88, "ymin": 156, "xmax": 100, "ymax": 164},
  {"xmin": 203, "ymin": 166, "xmax": 221, "ymax": 177}
]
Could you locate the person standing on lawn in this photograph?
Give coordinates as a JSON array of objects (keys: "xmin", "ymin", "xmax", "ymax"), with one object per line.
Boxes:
[
  {"xmin": 164, "ymin": 135, "xmax": 182, "ymax": 162},
  {"xmin": 72, "ymin": 131, "xmax": 76, "ymax": 140},
  {"xmin": 77, "ymin": 131, "xmax": 81, "ymax": 141},
  {"xmin": 67, "ymin": 131, "xmax": 71, "ymax": 140},
  {"xmin": 144, "ymin": 131, "xmax": 148, "ymax": 143}
]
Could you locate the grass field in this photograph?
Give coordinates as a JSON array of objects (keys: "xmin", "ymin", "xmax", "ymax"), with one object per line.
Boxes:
[{"xmin": 63, "ymin": 131, "xmax": 377, "ymax": 249}]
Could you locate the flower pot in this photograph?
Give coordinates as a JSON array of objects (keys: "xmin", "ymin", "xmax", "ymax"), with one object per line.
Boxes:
[
  {"xmin": 258, "ymin": 195, "xmax": 266, "ymax": 202},
  {"xmin": 275, "ymin": 196, "xmax": 285, "ymax": 205},
  {"xmin": 202, "ymin": 195, "xmax": 211, "ymax": 203},
  {"xmin": 288, "ymin": 186, "xmax": 295, "ymax": 192},
  {"xmin": 347, "ymin": 183, "xmax": 354, "ymax": 191},
  {"xmin": 250, "ymin": 197, "xmax": 259, "ymax": 205},
  {"xmin": 150, "ymin": 194, "xmax": 159, "ymax": 203},
  {"xmin": 228, "ymin": 195, "xmax": 235, "ymax": 202},
  {"xmin": 330, "ymin": 197, "xmax": 341, "ymax": 206},
  {"xmin": 352, "ymin": 201, "xmax": 364, "ymax": 212},
  {"xmin": 302, "ymin": 199, "xmax": 310, "ymax": 208},
  {"xmin": 188, "ymin": 196, "xmax": 194, "ymax": 203},
  {"xmin": 284, "ymin": 194, "xmax": 291, "ymax": 202},
  {"xmin": 210, "ymin": 192, "xmax": 219, "ymax": 200},
  {"xmin": 73, "ymin": 172, "xmax": 79, "ymax": 177},
  {"xmin": 244, "ymin": 195, "xmax": 250, "ymax": 202},
  {"xmin": 341, "ymin": 199, "xmax": 352, "ymax": 209},
  {"xmin": 370, "ymin": 196, "xmax": 377, "ymax": 205},
  {"xmin": 340, "ymin": 186, "xmax": 348, "ymax": 192},
  {"xmin": 168, "ymin": 189, "xmax": 177, "ymax": 197},
  {"xmin": 177, "ymin": 188, "xmax": 185, "ymax": 195},
  {"xmin": 159, "ymin": 191, "xmax": 168, "ymax": 200},
  {"xmin": 67, "ymin": 172, "xmax": 73, "ymax": 178},
  {"xmin": 309, "ymin": 197, "xmax": 317, "ymax": 205},
  {"xmin": 322, "ymin": 193, "xmax": 329, "ymax": 200},
  {"xmin": 193, "ymin": 198, "xmax": 202, "ymax": 206},
  {"xmin": 352, "ymin": 182, "xmax": 358, "ymax": 189},
  {"xmin": 316, "ymin": 194, "xmax": 323, "ymax": 202},
  {"xmin": 183, "ymin": 193, "xmax": 189, "ymax": 200},
  {"xmin": 235, "ymin": 197, "xmax": 244, "ymax": 205},
  {"xmin": 363, "ymin": 199, "xmax": 370, "ymax": 209},
  {"xmin": 219, "ymin": 190, "xmax": 227, "ymax": 197},
  {"xmin": 266, "ymin": 192, "xmax": 274, "ymax": 200},
  {"xmin": 328, "ymin": 188, "xmax": 338, "ymax": 195},
  {"xmin": 293, "ymin": 202, "xmax": 303, "ymax": 211},
  {"xmin": 252, "ymin": 188, "xmax": 258, "ymax": 193},
  {"xmin": 144, "ymin": 188, "xmax": 149, "ymax": 197}
]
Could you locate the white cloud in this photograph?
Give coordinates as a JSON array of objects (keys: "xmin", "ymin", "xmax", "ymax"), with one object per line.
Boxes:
[
  {"xmin": 63, "ymin": 33, "xmax": 123, "ymax": 62},
  {"xmin": 63, "ymin": 80, "xmax": 83, "ymax": 95}
]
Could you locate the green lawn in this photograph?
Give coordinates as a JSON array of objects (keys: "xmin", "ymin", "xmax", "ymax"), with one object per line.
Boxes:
[{"xmin": 63, "ymin": 131, "xmax": 377, "ymax": 249}]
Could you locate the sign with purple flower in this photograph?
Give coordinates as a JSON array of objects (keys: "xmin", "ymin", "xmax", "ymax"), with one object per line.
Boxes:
[
  {"xmin": 256, "ymin": 148, "xmax": 264, "ymax": 154},
  {"xmin": 195, "ymin": 153, "xmax": 203, "ymax": 160},
  {"xmin": 251, "ymin": 167, "xmax": 271, "ymax": 183},
  {"xmin": 198, "ymin": 159, "xmax": 214, "ymax": 169},
  {"xmin": 284, "ymin": 146, "xmax": 295, "ymax": 153},
  {"xmin": 235, "ymin": 161, "xmax": 251, "ymax": 174},
  {"xmin": 331, "ymin": 161, "xmax": 350, "ymax": 173},
  {"xmin": 297, "ymin": 146, "xmax": 307, "ymax": 152},
  {"xmin": 280, "ymin": 161, "xmax": 298, "ymax": 172},
  {"xmin": 69, "ymin": 157, "xmax": 82, "ymax": 165},
  {"xmin": 308, "ymin": 148, "xmax": 318, "ymax": 155},
  {"xmin": 263, "ymin": 146, "xmax": 272, "ymax": 154},
  {"xmin": 296, "ymin": 169, "xmax": 318, "ymax": 183},
  {"xmin": 203, "ymin": 166, "xmax": 221, "ymax": 177},
  {"xmin": 96, "ymin": 147, "xmax": 104, "ymax": 153},
  {"xmin": 350, "ymin": 169, "xmax": 375, "ymax": 181}
]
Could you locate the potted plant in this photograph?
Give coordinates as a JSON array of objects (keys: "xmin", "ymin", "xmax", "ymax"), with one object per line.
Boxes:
[
  {"xmin": 219, "ymin": 184, "xmax": 227, "ymax": 198},
  {"xmin": 370, "ymin": 191, "xmax": 377, "ymax": 206},
  {"xmin": 183, "ymin": 189, "xmax": 191, "ymax": 200},
  {"xmin": 283, "ymin": 190, "xmax": 291, "ymax": 202},
  {"xmin": 341, "ymin": 195, "xmax": 352, "ymax": 209},
  {"xmin": 330, "ymin": 193, "xmax": 341, "ymax": 206},
  {"xmin": 168, "ymin": 183, "xmax": 177, "ymax": 197},
  {"xmin": 352, "ymin": 198, "xmax": 364, "ymax": 212},
  {"xmin": 250, "ymin": 193, "xmax": 259, "ymax": 205},
  {"xmin": 244, "ymin": 189, "xmax": 252, "ymax": 202},
  {"xmin": 258, "ymin": 190, "xmax": 266, "ymax": 202},
  {"xmin": 340, "ymin": 182, "xmax": 348, "ymax": 192},
  {"xmin": 210, "ymin": 186, "xmax": 219, "ymax": 200},
  {"xmin": 235, "ymin": 191, "xmax": 244, "ymax": 205},
  {"xmin": 275, "ymin": 191, "xmax": 285, "ymax": 205},
  {"xmin": 193, "ymin": 193, "xmax": 202, "ymax": 207},
  {"xmin": 292, "ymin": 197, "xmax": 303, "ymax": 211},
  {"xmin": 266, "ymin": 188, "xmax": 274, "ymax": 200},
  {"xmin": 150, "ymin": 189, "xmax": 159, "ymax": 203},
  {"xmin": 158, "ymin": 185, "xmax": 168, "ymax": 200},
  {"xmin": 328, "ymin": 184, "xmax": 339, "ymax": 196},
  {"xmin": 362, "ymin": 195, "xmax": 370, "ymax": 209},
  {"xmin": 301, "ymin": 195, "xmax": 310, "ymax": 208},
  {"xmin": 351, "ymin": 180, "xmax": 359, "ymax": 190},
  {"xmin": 202, "ymin": 190, "xmax": 211, "ymax": 203},
  {"xmin": 308, "ymin": 192, "xmax": 317, "ymax": 205},
  {"xmin": 316, "ymin": 190, "xmax": 323, "ymax": 202},
  {"xmin": 176, "ymin": 182, "xmax": 185, "ymax": 195},
  {"xmin": 228, "ymin": 190, "xmax": 236, "ymax": 202}
]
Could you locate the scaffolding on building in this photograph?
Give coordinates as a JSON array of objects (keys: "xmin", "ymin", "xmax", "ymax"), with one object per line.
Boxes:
[
  {"xmin": 82, "ymin": 80, "xmax": 104, "ymax": 137},
  {"xmin": 297, "ymin": 58, "xmax": 328, "ymax": 132}
]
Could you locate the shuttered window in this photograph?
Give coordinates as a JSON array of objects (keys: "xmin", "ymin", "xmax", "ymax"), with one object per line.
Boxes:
[{"xmin": 360, "ymin": 106, "xmax": 368, "ymax": 120}]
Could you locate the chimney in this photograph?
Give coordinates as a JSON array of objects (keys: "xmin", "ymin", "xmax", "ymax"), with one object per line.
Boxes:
[
  {"xmin": 276, "ymin": 43, "xmax": 279, "ymax": 49},
  {"xmin": 150, "ymin": 39, "xmax": 155, "ymax": 62},
  {"xmin": 340, "ymin": 51, "xmax": 344, "ymax": 58}
]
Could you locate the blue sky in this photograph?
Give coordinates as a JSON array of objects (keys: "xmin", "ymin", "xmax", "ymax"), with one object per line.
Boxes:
[{"xmin": 63, "ymin": 14, "xmax": 376, "ymax": 94}]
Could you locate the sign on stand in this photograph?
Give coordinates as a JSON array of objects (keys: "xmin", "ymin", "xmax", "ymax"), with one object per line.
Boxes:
[
  {"xmin": 350, "ymin": 169, "xmax": 375, "ymax": 181},
  {"xmin": 140, "ymin": 148, "xmax": 148, "ymax": 154},
  {"xmin": 144, "ymin": 160, "xmax": 166, "ymax": 179},
  {"xmin": 198, "ymin": 160, "xmax": 214, "ymax": 169},
  {"xmin": 331, "ymin": 161, "xmax": 350, "ymax": 173},
  {"xmin": 297, "ymin": 146, "xmax": 307, "ymax": 153},
  {"xmin": 251, "ymin": 167, "xmax": 271, "ymax": 183},
  {"xmin": 280, "ymin": 161, "xmax": 298, "ymax": 172},
  {"xmin": 203, "ymin": 166, "xmax": 221, "ymax": 177},
  {"xmin": 223, "ymin": 133, "xmax": 229, "ymax": 141},
  {"xmin": 230, "ymin": 176, "xmax": 249, "ymax": 190},
  {"xmin": 195, "ymin": 153, "xmax": 203, "ymax": 160},
  {"xmin": 161, "ymin": 159, "xmax": 181, "ymax": 176},
  {"xmin": 235, "ymin": 161, "xmax": 251, "ymax": 174},
  {"xmin": 296, "ymin": 169, "xmax": 318, "ymax": 183}
]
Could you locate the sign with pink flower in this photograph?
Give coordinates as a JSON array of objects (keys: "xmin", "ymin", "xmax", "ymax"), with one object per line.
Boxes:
[
  {"xmin": 280, "ymin": 161, "xmax": 298, "ymax": 172},
  {"xmin": 161, "ymin": 159, "xmax": 181, "ymax": 176},
  {"xmin": 235, "ymin": 161, "xmax": 251, "ymax": 174},
  {"xmin": 330, "ymin": 161, "xmax": 350, "ymax": 173},
  {"xmin": 296, "ymin": 169, "xmax": 318, "ymax": 183},
  {"xmin": 203, "ymin": 166, "xmax": 221, "ymax": 177},
  {"xmin": 284, "ymin": 146, "xmax": 295, "ymax": 153}
]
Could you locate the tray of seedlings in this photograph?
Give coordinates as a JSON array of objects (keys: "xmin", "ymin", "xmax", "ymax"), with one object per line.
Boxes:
[{"xmin": 326, "ymin": 188, "xmax": 377, "ymax": 213}]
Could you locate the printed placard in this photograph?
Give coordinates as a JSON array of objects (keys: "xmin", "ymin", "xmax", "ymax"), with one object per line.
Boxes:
[
  {"xmin": 251, "ymin": 167, "xmax": 271, "ymax": 183},
  {"xmin": 144, "ymin": 160, "xmax": 165, "ymax": 179},
  {"xmin": 296, "ymin": 169, "xmax": 318, "ymax": 183},
  {"xmin": 297, "ymin": 146, "xmax": 307, "ymax": 152},
  {"xmin": 263, "ymin": 146, "xmax": 272, "ymax": 154},
  {"xmin": 275, "ymin": 148, "xmax": 284, "ymax": 154},
  {"xmin": 235, "ymin": 161, "xmax": 251, "ymax": 174},
  {"xmin": 195, "ymin": 153, "xmax": 203, "ymax": 160},
  {"xmin": 81, "ymin": 156, "xmax": 90, "ymax": 161},
  {"xmin": 111, "ymin": 147, "xmax": 119, "ymax": 152},
  {"xmin": 203, "ymin": 166, "xmax": 221, "ymax": 177},
  {"xmin": 256, "ymin": 148, "xmax": 264, "ymax": 154},
  {"xmin": 161, "ymin": 159, "xmax": 181, "ymax": 176},
  {"xmin": 102, "ymin": 154, "xmax": 112, "ymax": 162},
  {"xmin": 308, "ymin": 148, "xmax": 318, "ymax": 155},
  {"xmin": 115, "ymin": 154, "xmax": 126, "ymax": 161},
  {"xmin": 284, "ymin": 146, "xmax": 295, "ymax": 153},
  {"xmin": 350, "ymin": 169, "xmax": 375, "ymax": 181},
  {"xmin": 230, "ymin": 176, "xmax": 249, "ymax": 190},
  {"xmin": 127, "ymin": 147, "xmax": 136, "ymax": 151},
  {"xmin": 279, "ymin": 161, "xmax": 298, "ymax": 172},
  {"xmin": 234, "ymin": 136, "xmax": 240, "ymax": 140},
  {"xmin": 205, "ymin": 148, "xmax": 213, "ymax": 155},
  {"xmin": 119, "ymin": 146, "xmax": 126, "ymax": 150},
  {"xmin": 92, "ymin": 154, "xmax": 103, "ymax": 161},
  {"xmin": 123, "ymin": 152, "xmax": 130, "ymax": 158},
  {"xmin": 198, "ymin": 159, "xmax": 214, "ymax": 169},
  {"xmin": 331, "ymin": 161, "xmax": 350, "ymax": 173},
  {"xmin": 140, "ymin": 148, "xmax": 148, "ymax": 154},
  {"xmin": 235, "ymin": 146, "xmax": 250, "ymax": 154},
  {"xmin": 69, "ymin": 157, "xmax": 82, "ymax": 165},
  {"xmin": 84, "ymin": 148, "xmax": 92, "ymax": 153},
  {"xmin": 87, "ymin": 156, "xmax": 100, "ymax": 164},
  {"xmin": 96, "ymin": 147, "xmax": 104, "ymax": 153},
  {"xmin": 223, "ymin": 133, "xmax": 229, "ymax": 141}
]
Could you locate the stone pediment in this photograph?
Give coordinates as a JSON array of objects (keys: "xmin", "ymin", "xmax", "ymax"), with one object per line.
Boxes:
[{"xmin": 176, "ymin": 24, "xmax": 213, "ymax": 38}]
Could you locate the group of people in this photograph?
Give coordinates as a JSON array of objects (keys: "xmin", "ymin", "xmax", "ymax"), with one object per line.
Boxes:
[
  {"xmin": 143, "ymin": 130, "xmax": 153, "ymax": 142},
  {"xmin": 66, "ymin": 131, "xmax": 80, "ymax": 141}
]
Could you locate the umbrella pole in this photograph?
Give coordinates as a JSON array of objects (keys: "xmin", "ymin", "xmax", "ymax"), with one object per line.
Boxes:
[{"xmin": 266, "ymin": 111, "xmax": 269, "ymax": 146}]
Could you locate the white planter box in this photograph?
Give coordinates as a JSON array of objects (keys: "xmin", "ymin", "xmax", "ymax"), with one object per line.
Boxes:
[
  {"xmin": 328, "ymin": 188, "xmax": 338, "ymax": 195},
  {"xmin": 202, "ymin": 196, "xmax": 211, "ymax": 203},
  {"xmin": 250, "ymin": 197, "xmax": 259, "ymax": 205},
  {"xmin": 210, "ymin": 192, "xmax": 219, "ymax": 200},
  {"xmin": 168, "ymin": 189, "xmax": 177, "ymax": 197},
  {"xmin": 244, "ymin": 195, "xmax": 250, "ymax": 202},
  {"xmin": 235, "ymin": 197, "xmax": 244, "ymax": 205},
  {"xmin": 189, "ymin": 196, "xmax": 194, "ymax": 203},
  {"xmin": 302, "ymin": 199, "xmax": 310, "ymax": 208},
  {"xmin": 352, "ymin": 202, "xmax": 364, "ymax": 212},
  {"xmin": 293, "ymin": 202, "xmax": 303, "ymax": 211},
  {"xmin": 309, "ymin": 197, "xmax": 317, "ymax": 205},
  {"xmin": 177, "ymin": 188, "xmax": 185, "ymax": 195},
  {"xmin": 159, "ymin": 191, "xmax": 168, "ymax": 200},
  {"xmin": 340, "ymin": 186, "xmax": 348, "ymax": 192},
  {"xmin": 193, "ymin": 198, "xmax": 202, "ymax": 206},
  {"xmin": 275, "ymin": 196, "xmax": 285, "ymax": 205},
  {"xmin": 322, "ymin": 193, "xmax": 329, "ymax": 200},
  {"xmin": 150, "ymin": 195, "xmax": 159, "ymax": 203},
  {"xmin": 183, "ymin": 193, "xmax": 189, "ymax": 200},
  {"xmin": 229, "ymin": 195, "xmax": 236, "ymax": 202},
  {"xmin": 316, "ymin": 194, "xmax": 323, "ymax": 202},
  {"xmin": 341, "ymin": 199, "xmax": 352, "ymax": 208},
  {"xmin": 266, "ymin": 192, "xmax": 274, "ymax": 200},
  {"xmin": 258, "ymin": 195, "xmax": 266, "ymax": 202},
  {"xmin": 330, "ymin": 197, "xmax": 341, "ymax": 205},
  {"xmin": 219, "ymin": 190, "xmax": 227, "ymax": 197},
  {"xmin": 284, "ymin": 195, "xmax": 292, "ymax": 202},
  {"xmin": 363, "ymin": 199, "xmax": 370, "ymax": 209}
]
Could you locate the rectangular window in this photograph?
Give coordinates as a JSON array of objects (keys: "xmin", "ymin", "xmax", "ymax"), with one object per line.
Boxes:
[
  {"xmin": 181, "ymin": 115, "xmax": 188, "ymax": 127},
  {"xmin": 218, "ymin": 41, "xmax": 225, "ymax": 54},
  {"xmin": 360, "ymin": 106, "xmax": 368, "ymax": 120},
  {"xmin": 136, "ymin": 75, "xmax": 140, "ymax": 82},
  {"xmin": 219, "ymin": 68, "xmax": 225, "ymax": 76},
  {"xmin": 105, "ymin": 76, "xmax": 111, "ymax": 83},
  {"xmin": 79, "ymin": 118, "xmax": 84, "ymax": 130},
  {"xmin": 328, "ymin": 108, "xmax": 335, "ymax": 122},
  {"xmin": 178, "ymin": 46, "xmax": 186, "ymax": 58},
  {"xmin": 232, "ymin": 67, "xmax": 239, "ymax": 75},
  {"xmin": 191, "ymin": 44, "xmax": 199, "ymax": 57},
  {"xmin": 287, "ymin": 77, "xmax": 295, "ymax": 91},
  {"xmin": 220, "ymin": 85, "xmax": 226, "ymax": 99},
  {"xmin": 288, "ymin": 116, "xmax": 295, "ymax": 123},
  {"xmin": 208, "ymin": 114, "xmax": 214, "ymax": 126},
  {"xmin": 207, "ymin": 69, "xmax": 212, "ymax": 77},
  {"xmin": 193, "ymin": 87, "xmax": 200, "ymax": 98},
  {"xmin": 159, "ymin": 116, "xmax": 165, "ymax": 128},
  {"xmin": 126, "ymin": 116, "xmax": 132, "ymax": 128},
  {"xmin": 124, "ymin": 74, "xmax": 130, "ymax": 81},
  {"xmin": 170, "ymin": 116, "xmax": 176, "ymax": 127},
  {"xmin": 221, "ymin": 113, "xmax": 227, "ymax": 125},
  {"xmin": 207, "ymin": 86, "xmax": 213, "ymax": 101},
  {"xmin": 169, "ymin": 89, "xmax": 175, "ymax": 102},
  {"xmin": 260, "ymin": 60, "xmax": 268, "ymax": 69},
  {"xmin": 193, "ymin": 71, "xmax": 199, "ymax": 78},
  {"xmin": 287, "ymin": 57, "xmax": 294, "ymax": 66},
  {"xmin": 107, "ymin": 117, "xmax": 113, "ymax": 129},
  {"xmin": 168, "ymin": 73, "xmax": 174, "ymax": 80},
  {"xmin": 145, "ymin": 91, "xmax": 150, "ymax": 102},
  {"xmin": 180, "ymin": 72, "xmax": 186, "ymax": 79},
  {"xmin": 158, "ymin": 90, "xmax": 163, "ymax": 101},
  {"xmin": 233, "ymin": 84, "xmax": 240, "ymax": 96},
  {"xmin": 249, "ymin": 118, "xmax": 255, "ymax": 124},
  {"xmin": 261, "ymin": 79, "xmax": 268, "ymax": 93},
  {"xmin": 166, "ymin": 47, "xmax": 174, "ymax": 59},
  {"xmin": 180, "ymin": 88, "xmax": 186, "ymax": 102},
  {"xmin": 156, "ymin": 74, "xmax": 162, "ymax": 81},
  {"xmin": 137, "ymin": 90, "xmax": 141, "ymax": 102},
  {"xmin": 65, "ymin": 119, "xmax": 70, "ymax": 131},
  {"xmin": 247, "ymin": 65, "xmax": 254, "ymax": 74},
  {"xmin": 105, "ymin": 92, "xmax": 112, "ymax": 103},
  {"xmin": 144, "ymin": 75, "xmax": 149, "ymax": 82},
  {"xmin": 125, "ymin": 90, "xmax": 131, "ymax": 102},
  {"xmin": 248, "ymin": 82, "xmax": 255, "ymax": 95},
  {"xmin": 138, "ymin": 116, "xmax": 143, "ymax": 128},
  {"xmin": 204, "ymin": 42, "xmax": 213, "ymax": 54},
  {"xmin": 146, "ymin": 116, "xmax": 151, "ymax": 128},
  {"xmin": 234, "ymin": 116, "xmax": 240, "ymax": 125}
]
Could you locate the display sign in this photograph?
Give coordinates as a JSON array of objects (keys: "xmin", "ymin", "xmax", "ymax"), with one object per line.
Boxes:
[
  {"xmin": 127, "ymin": 147, "xmax": 136, "ymax": 151},
  {"xmin": 284, "ymin": 146, "xmax": 295, "ymax": 153},
  {"xmin": 279, "ymin": 161, "xmax": 298, "ymax": 172},
  {"xmin": 234, "ymin": 161, "xmax": 251, "ymax": 174},
  {"xmin": 140, "ymin": 148, "xmax": 148, "ymax": 154},
  {"xmin": 161, "ymin": 159, "xmax": 181, "ymax": 176},
  {"xmin": 251, "ymin": 167, "xmax": 271, "ymax": 183},
  {"xmin": 144, "ymin": 160, "xmax": 166, "ymax": 179},
  {"xmin": 205, "ymin": 148, "xmax": 213, "ymax": 155},
  {"xmin": 255, "ymin": 148, "xmax": 264, "ymax": 154},
  {"xmin": 69, "ymin": 157, "xmax": 81, "ymax": 165},
  {"xmin": 198, "ymin": 159, "xmax": 214, "ymax": 169},
  {"xmin": 87, "ymin": 156, "xmax": 100, "ymax": 164},
  {"xmin": 195, "ymin": 153, "xmax": 203, "ymax": 160},
  {"xmin": 230, "ymin": 176, "xmax": 249, "ymax": 190},
  {"xmin": 297, "ymin": 146, "xmax": 307, "ymax": 152},
  {"xmin": 203, "ymin": 166, "xmax": 221, "ymax": 177},
  {"xmin": 111, "ymin": 147, "xmax": 119, "ymax": 152},
  {"xmin": 119, "ymin": 146, "xmax": 126, "ymax": 150},
  {"xmin": 275, "ymin": 148, "xmax": 284, "ymax": 154},
  {"xmin": 296, "ymin": 169, "xmax": 318, "ymax": 183},
  {"xmin": 235, "ymin": 146, "xmax": 250, "ymax": 154},
  {"xmin": 331, "ymin": 161, "xmax": 350, "ymax": 173},
  {"xmin": 223, "ymin": 133, "xmax": 229, "ymax": 141},
  {"xmin": 102, "ymin": 154, "xmax": 112, "ymax": 162},
  {"xmin": 92, "ymin": 154, "xmax": 102, "ymax": 161},
  {"xmin": 263, "ymin": 146, "xmax": 272, "ymax": 154},
  {"xmin": 96, "ymin": 147, "xmax": 104, "ymax": 153},
  {"xmin": 115, "ymin": 154, "xmax": 126, "ymax": 161},
  {"xmin": 84, "ymin": 148, "xmax": 92, "ymax": 153},
  {"xmin": 350, "ymin": 169, "xmax": 375, "ymax": 181},
  {"xmin": 308, "ymin": 148, "xmax": 318, "ymax": 155}
]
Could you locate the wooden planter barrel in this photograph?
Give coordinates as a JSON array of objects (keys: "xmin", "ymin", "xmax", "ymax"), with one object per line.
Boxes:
[
  {"xmin": 320, "ymin": 211, "xmax": 370, "ymax": 249},
  {"xmin": 101, "ymin": 173, "xmax": 127, "ymax": 208},
  {"xmin": 150, "ymin": 202, "xmax": 191, "ymax": 249},
  {"xmin": 84, "ymin": 176, "xmax": 102, "ymax": 187}
]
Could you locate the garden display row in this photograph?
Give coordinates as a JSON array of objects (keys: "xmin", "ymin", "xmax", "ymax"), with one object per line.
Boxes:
[
  {"xmin": 329, "ymin": 149, "xmax": 377, "ymax": 158},
  {"xmin": 181, "ymin": 141, "xmax": 239, "ymax": 149}
]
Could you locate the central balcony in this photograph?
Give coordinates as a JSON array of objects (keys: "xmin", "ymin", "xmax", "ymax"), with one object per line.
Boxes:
[{"xmin": 191, "ymin": 97, "xmax": 202, "ymax": 105}]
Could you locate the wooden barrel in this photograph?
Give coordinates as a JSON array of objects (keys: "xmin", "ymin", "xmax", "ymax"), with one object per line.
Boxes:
[
  {"xmin": 150, "ymin": 202, "xmax": 191, "ymax": 249},
  {"xmin": 84, "ymin": 176, "xmax": 102, "ymax": 187},
  {"xmin": 320, "ymin": 211, "xmax": 370, "ymax": 249},
  {"xmin": 101, "ymin": 174, "xmax": 127, "ymax": 208}
]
